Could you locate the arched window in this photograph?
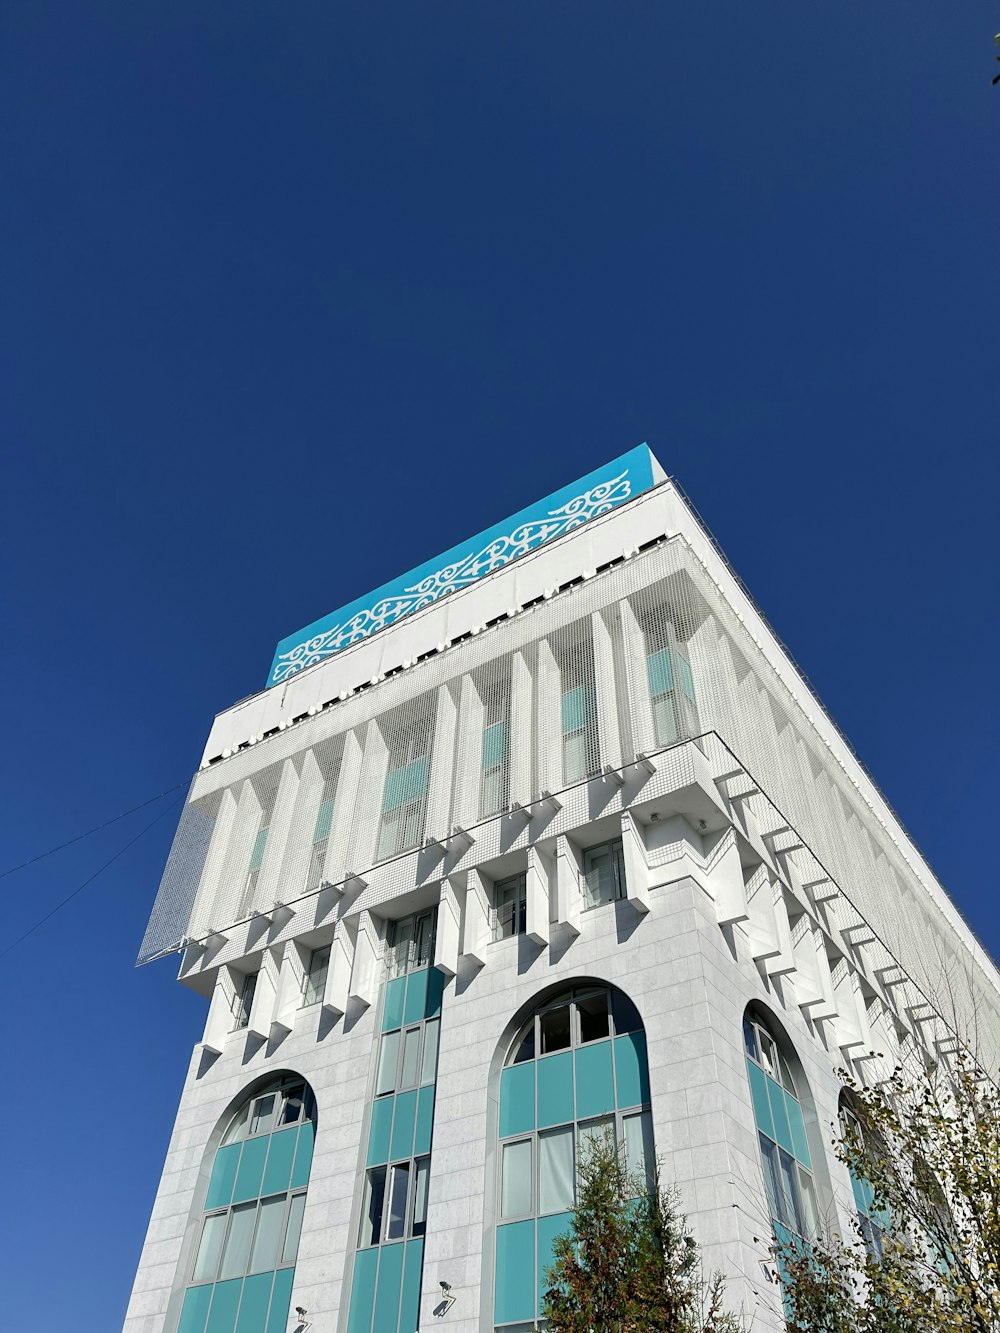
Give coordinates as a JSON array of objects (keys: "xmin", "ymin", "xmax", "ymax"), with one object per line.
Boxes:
[
  {"xmin": 177, "ymin": 1075, "xmax": 316, "ymax": 1333},
  {"xmin": 743, "ymin": 1008, "xmax": 818, "ymax": 1244},
  {"xmin": 493, "ymin": 984, "xmax": 653, "ymax": 1332},
  {"xmin": 839, "ymin": 1093, "xmax": 888, "ymax": 1259}
]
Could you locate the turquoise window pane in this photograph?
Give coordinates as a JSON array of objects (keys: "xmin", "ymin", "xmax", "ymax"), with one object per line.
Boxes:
[
  {"xmin": 745, "ymin": 1060, "xmax": 774, "ymax": 1139},
  {"xmin": 265, "ymin": 1269, "xmax": 295, "ymax": 1333},
  {"xmin": 391, "ymin": 1089, "xmax": 418, "ymax": 1161},
  {"xmin": 383, "ymin": 756, "xmax": 429, "ymax": 812},
  {"xmin": 261, "ymin": 1128, "xmax": 297, "ymax": 1196},
  {"xmin": 235, "ymin": 1273, "xmax": 272, "ymax": 1333},
  {"xmin": 250, "ymin": 828, "xmax": 268, "ymax": 871},
  {"xmin": 400, "ymin": 1239, "xmax": 424, "ymax": 1333},
  {"xmin": 536, "ymin": 1211, "xmax": 573, "ymax": 1312},
  {"xmin": 373, "ymin": 1238, "xmax": 405, "ymax": 1333},
  {"xmin": 677, "ymin": 654, "xmax": 695, "ymax": 701},
  {"xmin": 177, "ymin": 1284, "xmax": 213, "ymax": 1333},
  {"xmin": 424, "ymin": 967, "xmax": 444, "ymax": 1019},
  {"xmin": 314, "ymin": 798, "xmax": 335, "ymax": 842},
  {"xmin": 647, "ymin": 648, "xmax": 674, "ymax": 698},
  {"xmin": 205, "ymin": 1144, "xmax": 241, "ymax": 1210},
  {"xmin": 851, "ymin": 1171, "xmax": 871, "ymax": 1214},
  {"xmin": 500, "ymin": 1064, "xmax": 535, "ymax": 1138},
  {"xmin": 785, "ymin": 1095, "xmax": 811, "ymax": 1168},
  {"xmin": 291, "ymin": 1121, "xmax": 315, "ymax": 1188},
  {"xmin": 536, "ymin": 1052, "xmax": 574, "ymax": 1129},
  {"xmin": 367, "ymin": 1098, "xmax": 394, "ymax": 1166},
  {"xmin": 575, "ymin": 1041, "xmax": 615, "ymax": 1120},
  {"xmin": 482, "ymin": 720, "xmax": 507, "ymax": 769},
  {"xmin": 403, "ymin": 969, "xmax": 429, "ymax": 1026},
  {"xmin": 233, "ymin": 1137, "xmax": 269, "ymax": 1203},
  {"xmin": 766, "ymin": 1077, "xmax": 794, "ymax": 1155},
  {"xmin": 383, "ymin": 978, "xmax": 406, "ymax": 1032},
  {"xmin": 495, "ymin": 1220, "xmax": 535, "ymax": 1325},
  {"xmin": 614, "ymin": 1032, "xmax": 650, "ymax": 1109},
  {"xmin": 414, "ymin": 1085, "xmax": 435, "ymax": 1157},
  {"xmin": 561, "ymin": 686, "xmax": 588, "ymax": 734},
  {"xmin": 347, "ymin": 1249, "xmax": 379, "ymax": 1333},
  {"xmin": 205, "ymin": 1278, "xmax": 242, "ymax": 1333}
]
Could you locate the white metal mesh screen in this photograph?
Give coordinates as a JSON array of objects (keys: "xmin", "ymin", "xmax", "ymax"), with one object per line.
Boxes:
[{"xmin": 138, "ymin": 535, "xmax": 1000, "ymax": 1056}]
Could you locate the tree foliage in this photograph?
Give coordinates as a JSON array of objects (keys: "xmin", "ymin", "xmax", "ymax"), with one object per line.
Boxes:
[
  {"xmin": 540, "ymin": 1129, "xmax": 741, "ymax": 1333},
  {"xmin": 778, "ymin": 1055, "xmax": 1000, "ymax": 1333}
]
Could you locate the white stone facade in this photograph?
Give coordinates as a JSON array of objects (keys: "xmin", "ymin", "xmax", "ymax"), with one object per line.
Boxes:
[{"xmin": 125, "ymin": 456, "xmax": 1000, "ymax": 1333}]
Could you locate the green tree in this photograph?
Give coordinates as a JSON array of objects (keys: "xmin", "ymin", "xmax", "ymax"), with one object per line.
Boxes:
[
  {"xmin": 777, "ymin": 1054, "xmax": 1000, "ymax": 1333},
  {"xmin": 540, "ymin": 1128, "xmax": 742, "ymax": 1333}
]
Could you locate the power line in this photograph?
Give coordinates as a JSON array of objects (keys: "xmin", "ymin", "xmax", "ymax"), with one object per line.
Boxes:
[
  {"xmin": 0, "ymin": 779, "xmax": 189, "ymax": 882},
  {"xmin": 0, "ymin": 796, "xmax": 184, "ymax": 962}
]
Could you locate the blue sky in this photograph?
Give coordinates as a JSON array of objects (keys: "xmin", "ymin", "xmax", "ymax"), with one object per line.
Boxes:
[{"xmin": 2, "ymin": 3, "xmax": 999, "ymax": 1329}]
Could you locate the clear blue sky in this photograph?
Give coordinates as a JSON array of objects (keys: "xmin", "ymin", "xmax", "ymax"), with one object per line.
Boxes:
[{"xmin": 2, "ymin": 3, "xmax": 998, "ymax": 1329}]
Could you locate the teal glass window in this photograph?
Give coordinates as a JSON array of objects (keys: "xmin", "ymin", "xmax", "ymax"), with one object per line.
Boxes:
[
  {"xmin": 494, "ymin": 986, "xmax": 653, "ymax": 1328},
  {"xmin": 561, "ymin": 683, "xmax": 597, "ymax": 783},
  {"xmin": 481, "ymin": 719, "xmax": 509, "ymax": 816},
  {"xmin": 180, "ymin": 1076, "xmax": 316, "ymax": 1333},
  {"xmin": 744, "ymin": 1010, "xmax": 817, "ymax": 1241},
  {"xmin": 302, "ymin": 946, "xmax": 330, "ymax": 1008},
  {"xmin": 582, "ymin": 839, "xmax": 627, "ymax": 909},
  {"xmin": 638, "ymin": 604, "xmax": 696, "ymax": 749},
  {"xmin": 840, "ymin": 1101, "xmax": 887, "ymax": 1258},
  {"xmin": 378, "ymin": 718, "xmax": 432, "ymax": 860},
  {"xmin": 386, "ymin": 909, "xmax": 437, "ymax": 979},
  {"xmin": 494, "ymin": 874, "xmax": 527, "ymax": 941},
  {"xmin": 232, "ymin": 972, "xmax": 257, "ymax": 1032},
  {"xmin": 348, "ymin": 958, "xmax": 443, "ymax": 1333},
  {"xmin": 238, "ymin": 823, "xmax": 270, "ymax": 916},
  {"xmin": 305, "ymin": 785, "xmax": 336, "ymax": 892}
]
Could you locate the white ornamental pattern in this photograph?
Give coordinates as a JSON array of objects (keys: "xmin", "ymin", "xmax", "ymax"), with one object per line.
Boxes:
[{"xmin": 271, "ymin": 468, "xmax": 633, "ymax": 682}]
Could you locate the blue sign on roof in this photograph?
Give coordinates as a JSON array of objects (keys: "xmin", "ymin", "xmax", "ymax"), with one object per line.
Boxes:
[{"xmin": 266, "ymin": 444, "xmax": 659, "ymax": 687}]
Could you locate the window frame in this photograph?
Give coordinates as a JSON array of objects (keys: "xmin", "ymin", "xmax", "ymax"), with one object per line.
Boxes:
[
  {"xmin": 744, "ymin": 1010, "xmax": 818, "ymax": 1242},
  {"xmin": 374, "ymin": 1015, "xmax": 441, "ymax": 1098},
  {"xmin": 494, "ymin": 873, "xmax": 527, "ymax": 941},
  {"xmin": 581, "ymin": 839, "xmax": 627, "ymax": 910},
  {"xmin": 359, "ymin": 1154, "xmax": 432, "ymax": 1248},
  {"xmin": 302, "ymin": 945, "xmax": 331, "ymax": 1008}
]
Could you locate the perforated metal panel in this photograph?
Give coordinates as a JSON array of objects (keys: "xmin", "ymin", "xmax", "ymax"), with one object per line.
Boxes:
[{"xmin": 137, "ymin": 534, "xmax": 1000, "ymax": 1062}]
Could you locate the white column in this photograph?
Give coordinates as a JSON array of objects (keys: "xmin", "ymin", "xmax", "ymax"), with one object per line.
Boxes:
[
  {"xmin": 256, "ymin": 759, "xmax": 301, "ymax": 907},
  {"xmin": 453, "ymin": 675, "xmax": 485, "ymax": 830},
  {"xmin": 348, "ymin": 913, "xmax": 381, "ymax": 1008},
  {"xmin": 425, "ymin": 684, "xmax": 458, "ymax": 842},
  {"xmin": 325, "ymin": 922, "xmax": 355, "ymax": 1017},
  {"xmin": 703, "ymin": 828, "xmax": 750, "ymax": 926},
  {"xmin": 535, "ymin": 638, "xmax": 562, "ymax": 796},
  {"xmin": 247, "ymin": 948, "xmax": 280, "ymax": 1039},
  {"xmin": 745, "ymin": 864, "xmax": 783, "ymax": 965},
  {"xmin": 554, "ymin": 836, "xmax": 583, "ymax": 935},
  {"xmin": 792, "ymin": 916, "xmax": 838, "ymax": 1020},
  {"xmin": 461, "ymin": 868, "xmax": 491, "ymax": 965},
  {"xmin": 763, "ymin": 885, "xmax": 796, "ymax": 978},
  {"xmin": 190, "ymin": 788, "xmax": 238, "ymax": 939},
  {"xmin": 202, "ymin": 966, "xmax": 240, "ymax": 1054},
  {"xmin": 592, "ymin": 610, "xmax": 622, "ymax": 770},
  {"xmin": 620, "ymin": 810, "xmax": 650, "ymax": 914},
  {"xmin": 434, "ymin": 879, "xmax": 460, "ymax": 978},
  {"xmin": 526, "ymin": 845, "xmax": 551, "ymax": 946},
  {"xmin": 275, "ymin": 749, "xmax": 324, "ymax": 899},
  {"xmin": 271, "ymin": 941, "xmax": 307, "ymax": 1037},
  {"xmin": 619, "ymin": 597, "xmax": 654, "ymax": 758},
  {"xmin": 509, "ymin": 650, "xmax": 533, "ymax": 807},
  {"xmin": 348, "ymin": 720, "xmax": 390, "ymax": 871},
  {"xmin": 218, "ymin": 780, "xmax": 264, "ymax": 927},
  {"xmin": 326, "ymin": 729, "xmax": 364, "ymax": 884}
]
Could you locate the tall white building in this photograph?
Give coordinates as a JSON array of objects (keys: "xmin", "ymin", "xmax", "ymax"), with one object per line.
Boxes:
[{"xmin": 125, "ymin": 446, "xmax": 1000, "ymax": 1333}]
